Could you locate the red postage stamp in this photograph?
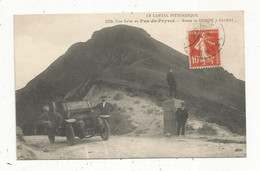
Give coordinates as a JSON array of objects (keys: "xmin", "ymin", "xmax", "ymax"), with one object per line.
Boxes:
[{"xmin": 188, "ymin": 29, "xmax": 221, "ymax": 68}]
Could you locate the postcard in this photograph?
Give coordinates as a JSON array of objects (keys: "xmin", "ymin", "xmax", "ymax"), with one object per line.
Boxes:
[{"xmin": 15, "ymin": 11, "xmax": 245, "ymax": 159}]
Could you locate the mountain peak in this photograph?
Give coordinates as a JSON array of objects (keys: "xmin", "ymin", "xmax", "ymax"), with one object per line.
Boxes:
[{"xmin": 91, "ymin": 25, "xmax": 151, "ymax": 40}]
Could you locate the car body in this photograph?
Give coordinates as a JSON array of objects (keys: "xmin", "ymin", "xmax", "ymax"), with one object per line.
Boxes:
[{"xmin": 44, "ymin": 100, "xmax": 110, "ymax": 145}]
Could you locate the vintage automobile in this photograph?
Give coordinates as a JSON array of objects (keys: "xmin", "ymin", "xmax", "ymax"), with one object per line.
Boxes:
[{"xmin": 44, "ymin": 100, "xmax": 110, "ymax": 145}]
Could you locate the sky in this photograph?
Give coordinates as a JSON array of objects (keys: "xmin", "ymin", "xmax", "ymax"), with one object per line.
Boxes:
[{"xmin": 14, "ymin": 11, "xmax": 245, "ymax": 90}]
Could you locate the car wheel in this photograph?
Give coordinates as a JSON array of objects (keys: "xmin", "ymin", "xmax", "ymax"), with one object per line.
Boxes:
[
  {"xmin": 65, "ymin": 123, "xmax": 75, "ymax": 146},
  {"xmin": 46, "ymin": 126, "xmax": 55, "ymax": 143},
  {"xmin": 100, "ymin": 120, "xmax": 110, "ymax": 141}
]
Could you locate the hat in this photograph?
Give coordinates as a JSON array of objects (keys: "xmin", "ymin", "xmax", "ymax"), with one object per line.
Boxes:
[
  {"xmin": 169, "ymin": 66, "xmax": 174, "ymax": 70},
  {"xmin": 43, "ymin": 105, "xmax": 50, "ymax": 112},
  {"xmin": 101, "ymin": 95, "xmax": 107, "ymax": 98}
]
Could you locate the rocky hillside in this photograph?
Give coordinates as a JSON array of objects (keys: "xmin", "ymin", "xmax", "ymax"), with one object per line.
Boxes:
[{"xmin": 16, "ymin": 25, "xmax": 245, "ymax": 135}]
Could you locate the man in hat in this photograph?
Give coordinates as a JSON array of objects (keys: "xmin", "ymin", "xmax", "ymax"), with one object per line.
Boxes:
[
  {"xmin": 92, "ymin": 95, "xmax": 112, "ymax": 115},
  {"xmin": 167, "ymin": 67, "xmax": 177, "ymax": 98},
  {"xmin": 175, "ymin": 102, "xmax": 189, "ymax": 136},
  {"xmin": 91, "ymin": 95, "xmax": 112, "ymax": 128}
]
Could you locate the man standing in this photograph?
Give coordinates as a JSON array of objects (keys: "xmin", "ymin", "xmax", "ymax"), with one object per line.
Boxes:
[
  {"xmin": 175, "ymin": 102, "xmax": 189, "ymax": 136},
  {"xmin": 91, "ymin": 95, "xmax": 112, "ymax": 128},
  {"xmin": 92, "ymin": 95, "xmax": 112, "ymax": 115},
  {"xmin": 167, "ymin": 67, "xmax": 177, "ymax": 98}
]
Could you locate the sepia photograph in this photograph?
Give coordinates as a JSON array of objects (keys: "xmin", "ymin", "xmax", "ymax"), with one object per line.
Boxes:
[{"xmin": 14, "ymin": 11, "xmax": 246, "ymax": 159}]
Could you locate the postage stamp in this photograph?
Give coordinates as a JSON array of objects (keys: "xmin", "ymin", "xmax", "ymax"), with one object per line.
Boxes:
[{"xmin": 188, "ymin": 29, "xmax": 221, "ymax": 68}]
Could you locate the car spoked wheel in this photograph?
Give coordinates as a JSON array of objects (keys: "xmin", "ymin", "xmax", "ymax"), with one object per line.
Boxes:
[
  {"xmin": 48, "ymin": 133, "xmax": 55, "ymax": 143},
  {"xmin": 46, "ymin": 125, "xmax": 55, "ymax": 143},
  {"xmin": 100, "ymin": 120, "xmax": 110, "ymax": 141},
  {"xmin": 65, "ymin": 123, "xmax": 75, "ymax": 145}
]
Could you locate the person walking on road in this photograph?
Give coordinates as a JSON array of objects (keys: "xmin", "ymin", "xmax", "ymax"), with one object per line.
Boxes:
[
  {"xmin": 167, "ymin": 67, "xmax": 177, "ymax": 98},
  {"xmin": 175, "ymin": 102, "xmax": 189, "ymax": 136}
]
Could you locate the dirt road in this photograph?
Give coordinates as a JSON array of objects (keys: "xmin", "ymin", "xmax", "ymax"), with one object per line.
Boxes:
[{"xmin": 17, "ymin": 135, "xmax": 246, "ymax": 159}]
